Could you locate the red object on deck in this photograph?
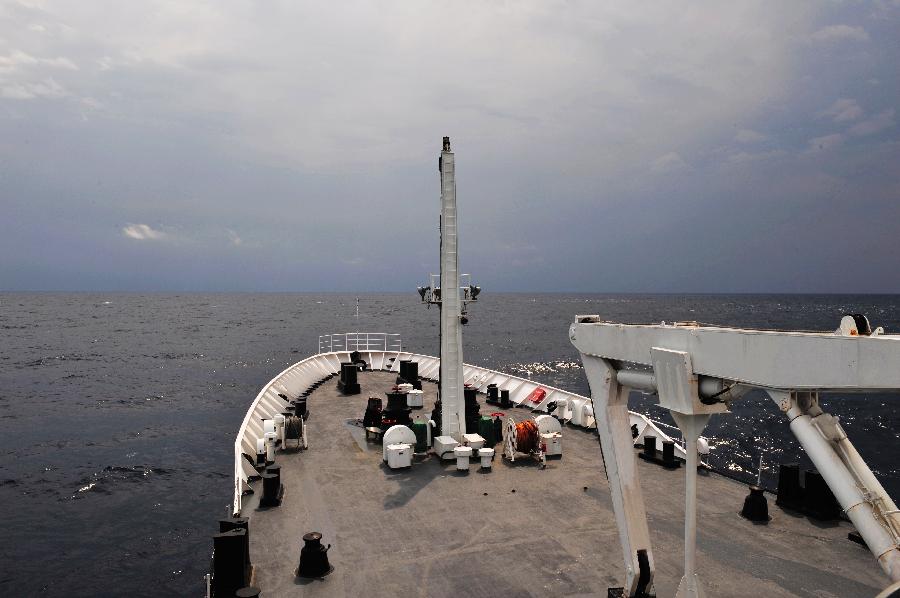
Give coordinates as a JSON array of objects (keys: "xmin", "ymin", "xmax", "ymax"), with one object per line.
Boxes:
[{"xmin": 526, "ymin": 387, "xmax": 546, "ymax": 404}]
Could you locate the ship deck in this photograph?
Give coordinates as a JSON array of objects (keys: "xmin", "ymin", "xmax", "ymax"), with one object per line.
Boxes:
[{"xmin": 242, "ymin": 370, "xmax": 889, "ymax": 597}]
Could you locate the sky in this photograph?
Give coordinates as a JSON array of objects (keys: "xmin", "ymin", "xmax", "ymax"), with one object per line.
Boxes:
[{"xmin": 1, "ymin": 1, "xmax": 898, "ymax": 293}]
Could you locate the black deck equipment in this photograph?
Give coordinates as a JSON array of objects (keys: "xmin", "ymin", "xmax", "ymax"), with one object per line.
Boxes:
[
  {"xmin": 485, "ymin": 383, "xmax": 500, "ymax": 405},
  {"xmin": 638, "ymin": 436, "xmax": 680, "ymax": 469},
  {"xmin": 740, "ymin": 485, "xmax": 771, "ymax": 522},
  {"xmin": 337, "ymin": 363, "xmax": 361, "ymax": 395},
  {"xmin": 260, "ymin": 464, "xmax": 283, "ymax": 507},
  {"xmin": 297, "ymin": 532, "xmax": 333, "ymax": 578},
  {"xmin": 381, "ymin": 391, "xmax": 412, "ymax": 432},
  {"xmin": 363, "ymin": 397, "xmax": 383, "ymax": 429},
  {"xmin": 212, "ymin": 527, "xmax": 249, "ymax": 597},
  {"xmin": 397, "ymin": 359, "xmax": 421, "ymax": 389},
  {"xmin": 464, "ymin": 386, "xmax": 481, "ymax": 432}
]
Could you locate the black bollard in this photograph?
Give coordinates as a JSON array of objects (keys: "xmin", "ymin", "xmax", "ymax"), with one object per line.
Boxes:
[
  {"xmin": 213, "ymin": 528, "xmax": 247, "ymax": 598},
  {"xmin": 500, "ymin": 389, "xmax": 511, "ymax": 409},
  {"xmin": 337, "ymin": 363, "xmax": 360, "ymax": 395},
  {"xmin": 260, "ymin": 470, "xmax": 283, "ymax": 507},
  {"xmin": 775, "ymin": 463, "xmax": 803, "ymax": 511},
  {"xmin": 486, "ymin": 384, "xmax": 499, "ymax": 405},
  {"xmin": 662, "ymin": 440, "xmax": 677, "ymax": 468},
  {"xmin": 740, "ymin": 485, "xmax": 770, "ymax": 522},
  {"xmin": 399, "ymin": 360, "xmax": 420, "ymax": 389},
  {"xmin": 643, "ymin": 436, "xmax": 657, "ymax": 458},
  {"xmin": 218, "ymin": 518, "xmax": 250, "ymax": 583},
  {"xmin": 297, "ymin": 532, "xmax": 333, "ymax": 578},
  {"xmin": 803, "ymin": 469, "xmax": 841, "ymax": 520},
  {"xmin": 292, "ymin": 397, "xmax": 308, "ymax": 420}
]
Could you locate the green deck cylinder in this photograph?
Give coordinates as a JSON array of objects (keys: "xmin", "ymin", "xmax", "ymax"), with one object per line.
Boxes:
[
  {"xmin": 411, "ymin": 421, "xmax": 428, "ymax": 452},
  {"xmin": 478, "ymin": 416, "xmax": 495, "ymax": 448}
]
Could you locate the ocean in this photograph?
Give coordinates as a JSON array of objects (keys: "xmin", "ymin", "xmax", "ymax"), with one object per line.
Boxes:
[{"xmin": 1, "ymin": 292, "xmax": 898, "ymax": 596}]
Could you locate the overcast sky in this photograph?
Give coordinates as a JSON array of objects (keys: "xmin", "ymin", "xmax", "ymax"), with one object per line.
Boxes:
[{"xmin": 1, "ymin": 1, "xmax": 898, "ymax": 292}]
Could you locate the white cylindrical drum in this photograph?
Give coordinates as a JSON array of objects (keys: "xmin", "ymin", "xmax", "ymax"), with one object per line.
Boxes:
[
  {"xmin": 478, "ymin": 447, "xmax": 495, "ymax": 469},
  {"xmin": 263, "ymin": 419, "xmax": 276, "ymax": 436},
  {"xmin": 274, "ymin": 414, "xmax": 286, "ymax": 445},
  {"xmin": 256, "ymin": 437, "xmax": 266, "ymax": 460},
  {"xmin": 555, "ymin": 398, "xmax": 569, "ymax": 421},
  {"xmin": 264, "ymin": 432, "xmax": 277, "ymax": 463},
  {"xmin": 454, "ymin": 446, "xmax": 473, "ymax": 471},
  {"xmin": 697, "ymin": 436, "xmax": 710, "ymax": 456}
]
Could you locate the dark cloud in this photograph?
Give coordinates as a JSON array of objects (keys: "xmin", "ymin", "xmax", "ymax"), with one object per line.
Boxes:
[{"xmin": 1, "ymin": 1, "xmax": 898, "ymax": 292}]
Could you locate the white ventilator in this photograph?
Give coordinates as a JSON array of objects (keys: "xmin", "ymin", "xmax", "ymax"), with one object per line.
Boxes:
[
  {"xmin": 273, "ymin": 414, "xmax": 286, "ymax": 445},
  {"xmin": 568, "ymin": 398, "xmax": 589, "ymax": 425},
  {"xmin": 478, "ymin": 447, "xmax": 495, "ymax": 469},
  {"xmin": 570, "ymin": 316, "xmax": 900, "ymax": 596},
  {"xmin": 454, "ymin": 445, "xmax": 472, "ymax": 471},
  {"xmin": 264, "ymin": 432, "xmax": 277, "ymax": 463},
  {"xmin": 555, "ymin": 398, "xmax": 570, "ymax": 421}
]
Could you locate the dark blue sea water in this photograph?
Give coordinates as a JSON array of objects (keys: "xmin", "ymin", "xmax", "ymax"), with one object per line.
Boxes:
[{"xmin": 1, "ymin": 293, "xmax": 898, "ymax": 596}]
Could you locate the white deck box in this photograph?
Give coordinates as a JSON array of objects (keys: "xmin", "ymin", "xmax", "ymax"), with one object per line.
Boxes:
[
  {"xmin": 434, "ymin": 435, "xmax": 459, "ymax": 460},
  {"xmin": 406, "ymin": 389, "xmax": 424, "ymax": 408},
  {"xmin": 463, "ymin": 433, "xmax": 485, "ymax": 450},
  {"xmin": 542, "ymin": 432, "xmax": 562, "ymax": 456},
  {"xmin": 385, "ymin": 443, "xmax": 412, "ymax": 469}
]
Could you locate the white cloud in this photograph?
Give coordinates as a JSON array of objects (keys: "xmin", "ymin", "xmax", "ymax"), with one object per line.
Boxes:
[
  {"xmin": 651, "ymin": 152, "xmax": 688, "ymax": 174},
  {"xmin": 0, "ymin": 50, "xmax": 78, "ymax": 71},
  {"xmin": 734, "ymin": 129, "xmax": 767, "ymax": 143},
  {"xmin": 0, "ymin": 77, "xmax": 67, "ymax": 99},
  {"xmin": 820, "ymin": 98, "xmax": 863, "ymax": 122},
  {"xmin": 807, "ymin": 133, "xmax": 844, "ymax": 153},
  {"xmin": 226, "ymin": 229, "xmax": 243, "ymax": 246},
  {"xmin": 849, "ymin": 109, "xmax": 895, "ymax": 136},
  {"xmin": 725, "ymin": 149, "xmax": 786, "ymax": 164},
  {"xmin": 0, "ymin": 48, "xmax": 78, "ymax": 101},
  {"xmin": 122, "ymin": 223, "xmax": 166, "ymax": 240},
  {"xmin": 2, "ymin": 2, "xmax": 809, "ymax": 172},
  {"xmin": 808, "ymin": 24, "xmax": 870, "ymax": 43}
]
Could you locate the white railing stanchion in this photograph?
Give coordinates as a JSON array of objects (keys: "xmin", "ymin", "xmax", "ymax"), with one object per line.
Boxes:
[{"xmin": 317, "ymin": 332, "xmax": 402, "ymax": 354}]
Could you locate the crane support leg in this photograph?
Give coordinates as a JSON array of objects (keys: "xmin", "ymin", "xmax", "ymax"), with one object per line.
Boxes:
[
  {"xmin": 583, "ymin": 356, "xmax": 655, "ymax": 597},
  {"xmin": 771, "ymin": 390, "xmax": 900, "ymax": 582},
  {"xmin": 672, "ymin": 413, "xmax": 710, "ymax": 598}
]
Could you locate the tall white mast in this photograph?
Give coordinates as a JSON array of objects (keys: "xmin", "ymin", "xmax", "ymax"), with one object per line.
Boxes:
[{"xmin": 438, "ymin": 136, "xmax": 466, "ymax": 440}]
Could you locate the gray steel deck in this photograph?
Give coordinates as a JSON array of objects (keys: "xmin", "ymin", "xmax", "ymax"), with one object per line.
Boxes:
[{"xmin": 242, "ymin": 370, "xmax": 889, "ymax": 597}]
